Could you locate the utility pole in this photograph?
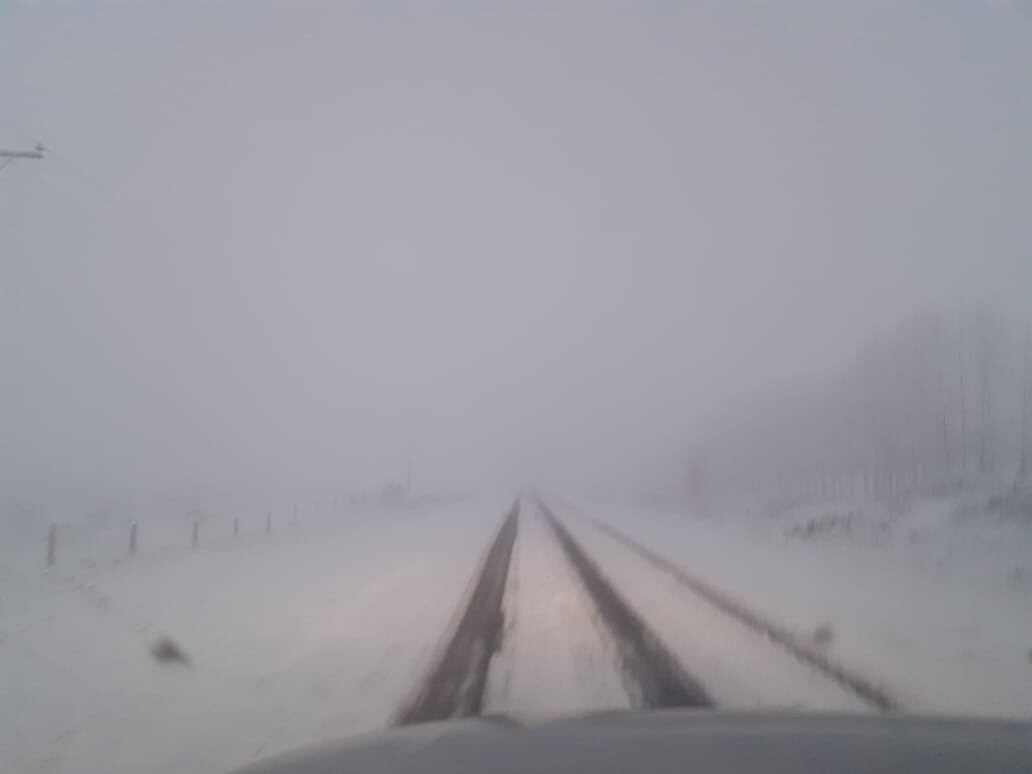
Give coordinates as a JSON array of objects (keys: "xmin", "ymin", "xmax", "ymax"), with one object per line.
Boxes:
[
  {"xmin": 0, "ymin": 144, "xmax": 44, "ymax": 160},
  {"xmin": 0, "ymin": 144, "xmax": 45, "ymax": 171},
  {"xmin": 1, "ymin": 148, "xmax": 44, "ymax": 159}
]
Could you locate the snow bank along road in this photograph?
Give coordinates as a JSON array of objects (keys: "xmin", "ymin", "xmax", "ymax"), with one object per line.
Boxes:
[{"xmin": 396, "ymin": 497, "xmax": 892, "ymax": 724}]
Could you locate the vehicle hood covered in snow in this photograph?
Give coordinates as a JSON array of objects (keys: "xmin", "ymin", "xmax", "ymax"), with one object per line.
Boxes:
[{"xmin": 228, "ymin": 711, "xmax": 1032, "ymax": 774}]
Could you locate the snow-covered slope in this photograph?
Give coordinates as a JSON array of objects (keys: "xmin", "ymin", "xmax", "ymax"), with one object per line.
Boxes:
[{"xmin": 0, "ymin": 498, "xmax": 505, "ymax": 774}]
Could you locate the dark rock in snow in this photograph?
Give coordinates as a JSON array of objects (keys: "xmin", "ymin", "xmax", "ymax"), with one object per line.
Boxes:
[
  {"xmin": 150, "ymin": 636, "xmax": 190, "ymax": 666},
  {"xmin": 812, "ymin": 623, "xmax": 835, "ymax": 648}
]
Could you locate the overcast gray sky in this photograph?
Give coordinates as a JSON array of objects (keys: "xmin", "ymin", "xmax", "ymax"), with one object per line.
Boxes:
[{"xmin": 2, "ymin": 1, "xmax": 1031, "ymax": 497}]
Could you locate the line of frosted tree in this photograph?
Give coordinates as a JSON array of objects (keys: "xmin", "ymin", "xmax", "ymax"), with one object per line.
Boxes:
[{"xmin": 693, "ymin": 306, "xmax": 1032, "ymax": 505}]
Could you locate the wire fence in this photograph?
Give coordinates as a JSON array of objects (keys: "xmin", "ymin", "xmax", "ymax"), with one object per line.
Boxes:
[{"xmin": 0, "ymin": 492, "xmax": 468, "ymax": 580}]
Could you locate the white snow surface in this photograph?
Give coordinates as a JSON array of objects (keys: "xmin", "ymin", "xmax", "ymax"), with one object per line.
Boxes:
[
  {"xmin": 7, "ymin": 492, "xmax": 1029, "ymax": 774},
  {"xmin": 555, "ymin": 506, "xmax": 870, "ymax": 713},
  {"xmin": 0, "ymin": 497, "xmax": 507, "ymax": 774},
  {"xmin": 559, "ymin": 499, "xmax": 1032, "ymax": 719},
  {"xmin": 483, "ymin": 503, "xmax": 628, "ymax": 717}
]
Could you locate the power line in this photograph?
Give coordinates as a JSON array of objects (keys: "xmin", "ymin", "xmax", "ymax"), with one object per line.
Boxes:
[
  {"xmin": 3, "ymin": 125, "xmax": 106, "ymax": 190},
  {"xmin": 2, "ymin": 125, "xmax": 201, "ymax": 269}
]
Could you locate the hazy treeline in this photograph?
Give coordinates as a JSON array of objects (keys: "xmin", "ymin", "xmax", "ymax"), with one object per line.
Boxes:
[{"xmin": 692, "ymin": 307, "xmax": 1032, "ymax": 506}]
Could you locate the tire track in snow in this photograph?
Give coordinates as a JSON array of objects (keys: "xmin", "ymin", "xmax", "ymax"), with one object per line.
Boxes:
[
  {"xmin": 536, "ymin": 498, "xmax": 714, "ymax": 709},
  {"xmin": 568, "ymin": 503, "xmax": 899, "ymax": 713},
  {"xmin": 395, "ymin": 499, "xmax": 519, "ymax": 724},
  {"xmin": 482, "ymin": 503, "xmax": 629, "ymax": 715}
]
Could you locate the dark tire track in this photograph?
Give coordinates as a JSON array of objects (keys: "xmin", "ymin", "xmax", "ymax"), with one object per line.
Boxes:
[
  {"xmin": 395, "ymin": 499, "xmax": 520, "ymax": 725},
  {"xmin": 536, "ymin": 498, "xmax": 714, "ymax": 709},
  {"xmin": 571, "ymin": 504, "xmax": 899, "ymax": 713}
]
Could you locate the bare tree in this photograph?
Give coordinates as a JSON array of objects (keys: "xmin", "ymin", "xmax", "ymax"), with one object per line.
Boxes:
[
  {"xmin": 976, "ymin": 309, "xmax": 995, "ymax": 476},
  {"xmin": 1020, "ymin": 333, "xmax": 1031, "ymax": 482},
  {"xmin": 936, "ymin": 321, "xmax": 952, "ymax": 474},
  {"xmin": 957, "ymin": 315, "xmax": 968, "ymax": 475},
  {"xmin": 695, "ymin": 305, "xmax": 1028, "ymax": 510}
]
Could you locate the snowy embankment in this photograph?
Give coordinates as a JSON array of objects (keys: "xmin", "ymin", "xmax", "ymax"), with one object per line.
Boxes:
[
  {"xmin": 483, "ymin": 501, "xmax": 627, "ymax": 716},
  {"xmin": 0, "ymin": 497, "xmax": 505, "ymax": 774},
  {"xmin": 564, "ymin": 498, "xmax": 1032, "ymax": 719}
]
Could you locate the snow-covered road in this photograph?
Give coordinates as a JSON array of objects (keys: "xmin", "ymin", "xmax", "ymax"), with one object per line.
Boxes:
[
  {"xmin": 479, "ymin": 498, "xmax": 872, "ymax": 717},
  {"xmin": 552, "ymin": 504, "xmax": 872, "ymax": 713},
  {"xmin": 483, "ymin": 501, "xmax": 628, "ymax": 716}
]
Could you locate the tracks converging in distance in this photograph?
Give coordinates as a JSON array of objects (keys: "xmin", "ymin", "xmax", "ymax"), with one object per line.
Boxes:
[
  {"xmin": 395, "ymin": 499, "xmax": 519, "ymax": 725},
  {"xmin": 396, "ymin": 496, "xmax": 714, "ymax": 724},
  {"xmin": 396, "ymin": 495, "xmax": 896, "ymax": 726},
  {"xmin": 536, "ymin": 497, "xmax": 714, "ymax": 709},
  {"xmin": 574, "ymin": 506, "xmax": 899, "ymax": 713}
]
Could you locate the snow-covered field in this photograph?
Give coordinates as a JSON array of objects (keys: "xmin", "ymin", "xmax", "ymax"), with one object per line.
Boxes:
[
  {"xmin": 483, "ymin": 501, "xmax": 628, "ymax": 717},
  {"xmin": 564, "ymin": 498, "xmax": 1032, "ymax": 719},
  {"xmin": 5, "ymin": 489, "xmax": 1030, "ymax": 774},
  {"xmin": 0, "ymin": 497, "xmax": 505, "ymax": 774}
]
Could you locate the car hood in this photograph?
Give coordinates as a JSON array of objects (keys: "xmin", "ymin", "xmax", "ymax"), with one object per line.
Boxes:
[{"xmin": 227, "ymin": 710, "xmax": 1032, "ymax": 774}]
